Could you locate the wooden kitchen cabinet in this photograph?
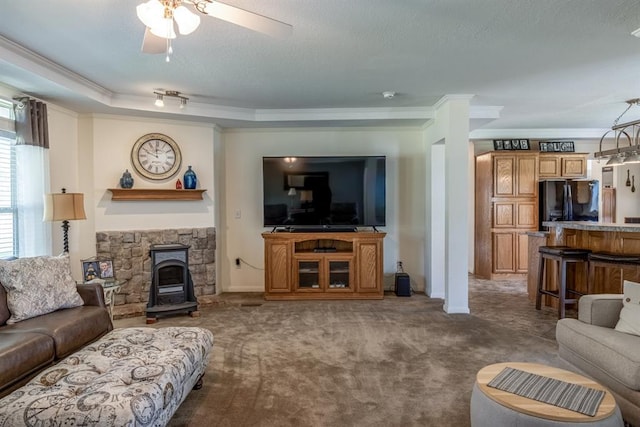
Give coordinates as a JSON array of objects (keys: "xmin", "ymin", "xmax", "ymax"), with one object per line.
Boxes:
[
  {"xmin": 493, "ymin": 201, "xmax": 537, "ymax": 228},
  {"xmin": 475, "ymin": 152, "xmax": 538, "ymax": 279},
  {"xmin": 493, "ymin": 154, "xmax": 538, "ymax": 197},
  {"xmin": 538, "ymin": 153, "xmax": 587, "ymax": 178},
  {"xmin": 492, "ymin": 231, "xmax": 529, "ymax": 274}
]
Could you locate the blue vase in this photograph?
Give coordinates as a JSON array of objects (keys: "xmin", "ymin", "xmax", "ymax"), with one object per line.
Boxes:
[
  {"xmin": 184, "ymin": 166, "xmax": 197, "ymax": 189},
  {"xmin": 120, "ymin": 169, "xmax": 134, "ymax": 188}
]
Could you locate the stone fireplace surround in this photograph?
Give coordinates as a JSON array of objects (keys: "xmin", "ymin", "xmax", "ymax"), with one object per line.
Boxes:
[{"xmin": 96, "ymin": 227, "xmax": 216, "ymax": 318}]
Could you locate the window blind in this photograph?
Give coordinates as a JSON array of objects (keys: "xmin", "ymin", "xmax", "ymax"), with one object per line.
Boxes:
[{"xmin": 0, "ymin": 100, "xmax": 16, "ymax": 258}]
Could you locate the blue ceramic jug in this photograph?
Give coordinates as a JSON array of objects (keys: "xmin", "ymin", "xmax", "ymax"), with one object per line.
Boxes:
[{"xmin": 184, "ymin": 166, "xmax": 197, "ymax": 189}]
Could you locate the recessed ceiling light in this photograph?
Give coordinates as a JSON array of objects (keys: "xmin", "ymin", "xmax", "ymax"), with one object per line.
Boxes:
[{"xmin": 382, "ymin": 91, "xmax": 396, "ymax": 99}]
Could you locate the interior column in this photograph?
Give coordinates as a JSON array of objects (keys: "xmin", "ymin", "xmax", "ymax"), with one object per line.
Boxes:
[{"xmin": 426, "ymin": 95, "xmax": 472, "ymax": 314}]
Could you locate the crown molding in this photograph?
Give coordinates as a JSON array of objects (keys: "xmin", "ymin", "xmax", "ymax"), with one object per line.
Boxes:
[
  {"xmin": 469, "ymin": 128, "xmax": 609, "ymax": 140},
  {"xmin": 0, "ymin": 35, "xmax": 113, "ymax": 104}
]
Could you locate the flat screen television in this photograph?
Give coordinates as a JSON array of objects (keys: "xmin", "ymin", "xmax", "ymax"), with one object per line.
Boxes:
[{"xmin": 263, "ymin": 156, "xmax": 386, "ymax": 229}]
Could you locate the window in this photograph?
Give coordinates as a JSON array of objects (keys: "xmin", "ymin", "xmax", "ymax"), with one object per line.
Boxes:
[
  {"xmin": 0, "ymin": 99, "xmax": 50, "ymax": 258},
  {"xmin": 0, "ymin": 100, "xmax": 16, "ymax": 258}
]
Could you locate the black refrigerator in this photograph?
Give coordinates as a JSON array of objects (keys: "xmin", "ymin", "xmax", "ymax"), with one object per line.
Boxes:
[{"xmin": 539, "ymin": 179, "xmax": 599, "ymax": 230}]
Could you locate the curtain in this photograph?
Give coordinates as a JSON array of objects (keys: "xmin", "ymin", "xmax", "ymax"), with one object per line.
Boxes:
[
  {"xmin": 13, "ymin": 98, "xmax": 51, "ymax": 256},
  {"xmin": 14, "ymin": 99, "xmax": 49, "ymax": 148}
]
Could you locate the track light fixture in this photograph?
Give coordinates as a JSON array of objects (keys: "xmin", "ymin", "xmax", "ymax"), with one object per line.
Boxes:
[
  {"xmin": 153, "ymin": 90, "xmax": 188, "ymax": 109},
  {"xmin": 154, "ymin": 93, "xmax": 164, "ymax": 107}
]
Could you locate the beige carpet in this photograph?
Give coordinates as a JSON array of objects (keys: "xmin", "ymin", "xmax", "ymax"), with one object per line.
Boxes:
[{"xmin": 114, "ymin": 276, "xmax": 566, "ymax": 426}]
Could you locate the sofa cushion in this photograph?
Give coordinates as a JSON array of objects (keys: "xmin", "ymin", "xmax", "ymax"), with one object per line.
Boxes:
[
  {"xmin": 0, "ymin": 255, "xmax": 83, "ymax": 324},
  {"xmin": 615, "ymin": 280, "xmax": 640, "ymax": 337},
  {"xmin": 557, "ymin": 318, "xmax": 640, "ymax": 390},
  {"xmin": 2, "ymin": 306, "xmax": 112, "ymax": 358},
  {"xmin": 0, "ymin": 286, "xmax": 9, "ymax": 326},
  {"xmin": 0, "ymin": 332, "xmax": 54, "ymax": 392}
]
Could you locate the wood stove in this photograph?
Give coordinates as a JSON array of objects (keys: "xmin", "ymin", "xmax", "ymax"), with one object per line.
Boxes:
[{"xmin": 146, "ymin": 244, "xmax": 198, "ymax": 323}]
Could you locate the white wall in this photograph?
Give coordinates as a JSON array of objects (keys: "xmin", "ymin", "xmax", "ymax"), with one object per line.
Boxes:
[
  {"xmin": 220, "ymin": 127, "xmax": 425, "ymax": 292},
  {"xmin": 87, "ymin": 114, "xmax": 216, "ymax": 233},
  {"xmin": 49, "ymin": 113, "xmax": 217, "ymax": 279}
]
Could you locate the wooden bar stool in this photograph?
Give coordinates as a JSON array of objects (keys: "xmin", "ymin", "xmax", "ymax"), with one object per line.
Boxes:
[
  {"xmin": 587, "ymin": 252, "xmax": 640, "ymax": 295},
  {"xmin": 536, "ymin": 246, "xmax": 591, "ymax": 319}
]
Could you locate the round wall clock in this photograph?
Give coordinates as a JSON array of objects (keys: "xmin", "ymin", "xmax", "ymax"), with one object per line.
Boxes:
[{"xmin": 131, "ymin": 133, "xmax": 182, "ymax": 180}]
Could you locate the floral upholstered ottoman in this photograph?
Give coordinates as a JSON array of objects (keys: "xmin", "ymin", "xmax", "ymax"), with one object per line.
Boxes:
[{"xmin": 0, "ymin": 327, "xmax": 214, "ymax": 426}]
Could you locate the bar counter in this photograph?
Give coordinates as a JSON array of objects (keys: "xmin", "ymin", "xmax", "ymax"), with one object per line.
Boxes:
[
  {"xmin": 527, "ymin": 221, "xmax": 638, "ymax": 302},
  {"xmin": 543, "ymin": 221, "xmax": 640, "ymax": 234}
]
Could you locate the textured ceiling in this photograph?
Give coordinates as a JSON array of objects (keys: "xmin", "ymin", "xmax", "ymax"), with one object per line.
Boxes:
[{"xmin": 0, "ymin": 0, "xmax": 640, "ymax": 130}]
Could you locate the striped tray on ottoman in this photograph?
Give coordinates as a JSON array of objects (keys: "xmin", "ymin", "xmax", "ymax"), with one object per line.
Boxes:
[{"xmin": 0, "ymin": 326, "xmax": 214, "ymax": 427}]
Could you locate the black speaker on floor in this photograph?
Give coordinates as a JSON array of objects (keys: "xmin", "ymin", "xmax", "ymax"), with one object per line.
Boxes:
[{"xmin": 395, "ymin": 273, "xmax": 411, "ymax": 297}]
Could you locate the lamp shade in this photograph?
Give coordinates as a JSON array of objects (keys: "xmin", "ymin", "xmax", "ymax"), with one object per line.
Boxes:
[
  {"xmin": 287, "ymin": 188, "xmax": 297, "ymax": 196},
  {"xmin": 299, "ymin": 190, "xmax": 313, "ymax": 202},
  {"xmin": 43, "ymin": 193, "xmax": 86, "ymax": 222}
]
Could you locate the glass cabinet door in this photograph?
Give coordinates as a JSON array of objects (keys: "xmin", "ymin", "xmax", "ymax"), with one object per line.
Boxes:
[
  {"xmin": 297, "ymin": 260, "xmax": 320, "ymax": 290},
  {"xmin": 328, "ymin": 260, "xmax": 350, "ymax": 289}
]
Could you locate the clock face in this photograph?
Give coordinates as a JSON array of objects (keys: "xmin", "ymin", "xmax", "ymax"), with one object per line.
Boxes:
[{"xmin": 131, "ymin": 133, "xmax": 182, "ymax": 180}]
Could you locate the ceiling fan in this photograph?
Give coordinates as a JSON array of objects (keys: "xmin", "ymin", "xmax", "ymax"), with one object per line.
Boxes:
[{"xmin": 137, "ymin": 0, "xmax": 292, "ymax": 60}]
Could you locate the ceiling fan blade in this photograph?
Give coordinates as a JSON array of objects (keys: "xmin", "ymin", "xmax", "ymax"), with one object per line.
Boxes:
[
  {"xmin": 141, "ymin": 27, "xmax": 166, "ymax": 54},
  {"xmin": 199, "ymin": 1, "xmax": 292, "ymax": 38}
]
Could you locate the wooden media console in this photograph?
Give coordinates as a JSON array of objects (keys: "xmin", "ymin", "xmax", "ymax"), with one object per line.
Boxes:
[{"xmin": 262, "ymin": 231, "xmax": 386, "ymax": 300}]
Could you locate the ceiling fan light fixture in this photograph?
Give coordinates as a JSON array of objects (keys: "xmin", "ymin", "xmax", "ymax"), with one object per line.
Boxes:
[
  {"xmin": 149, "ymin": 17, "xmax": 177, "ymax": 39},
  {"xmin": 136, "ymin": 0, "xmax": 164, "ymax": 28},
  {"xmin": 174, "ymin": 5, "xmax": 201, "ymax": 35}
]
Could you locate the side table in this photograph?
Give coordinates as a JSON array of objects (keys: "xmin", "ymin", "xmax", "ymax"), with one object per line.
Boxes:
[
  {"xmin": 101, "ymin": 282, "xmax": 123, "ymax": 320},
  {"xmin": 79, "ymin": 280, "xmax": 124, "ymax": 320},
  {"xmin": 471, "ymin": 362, "xmax": 623, "ymax": 426}
]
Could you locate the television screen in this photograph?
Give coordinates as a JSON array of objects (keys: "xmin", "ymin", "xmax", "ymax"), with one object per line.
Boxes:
[{"xmin": 263, "ymin": 156, "xmax": 386, "ymax": 228}]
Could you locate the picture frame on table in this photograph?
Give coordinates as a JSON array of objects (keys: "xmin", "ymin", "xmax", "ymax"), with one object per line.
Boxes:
[
  {"xmin": 81, "ymin": 259, "xmax": 99, "ymax": 282},
  {"xmin": 98, "ymin": 259, "xmax": 114, "ymax": 279}
]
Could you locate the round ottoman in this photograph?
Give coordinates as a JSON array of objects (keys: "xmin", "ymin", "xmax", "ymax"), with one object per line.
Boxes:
[{"xmin": 470, "ymin": 363, "xmax": 624, "ymax": 427}]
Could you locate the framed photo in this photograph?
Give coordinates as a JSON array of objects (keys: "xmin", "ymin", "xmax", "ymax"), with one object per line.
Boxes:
[
  {"xmin": 519, "ymin": 139, "xmax": 530, "ymax": 150},
  {"xmin": 493, "ymin": 140, "xmax": 504, "ymax": 150},
  {"xmin": 98, "ymin": 259, "xmax": 114, "ymax": 279},
  {"xmin": 81, "ymin": 260, "xmax": 99, "ymax": 282}
]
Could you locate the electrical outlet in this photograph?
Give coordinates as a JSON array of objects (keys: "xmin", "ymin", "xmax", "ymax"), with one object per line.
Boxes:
[
  {"xmin": 235, "ymin": 258, "xmax": 241, "ymax": 269},
  {"xmin": 234, "ymin": 209, "xmax": 241, "ymax": 219}
]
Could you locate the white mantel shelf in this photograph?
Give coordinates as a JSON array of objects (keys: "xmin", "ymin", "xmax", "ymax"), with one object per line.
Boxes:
[{"xmin": 108, "ymin": 188, "xmax": 206, "ymax": 201}]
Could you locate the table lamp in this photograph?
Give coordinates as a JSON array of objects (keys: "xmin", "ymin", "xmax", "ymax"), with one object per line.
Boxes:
[{"xmin": 43, "ymin": 188, "xmax": 86, "ymax": 253}]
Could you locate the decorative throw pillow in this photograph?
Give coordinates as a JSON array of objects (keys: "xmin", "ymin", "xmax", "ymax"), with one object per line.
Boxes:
[
  {"xmin": 0, "ymin": 285, "xmax": 10, "ymax": 326},
  {"xmin": 0, "ymin": 255, "xmax": 84, "ymax": 324},
  {"xmin": 614, "ymin": 280, "xmax": 640, "ymax": 337}
]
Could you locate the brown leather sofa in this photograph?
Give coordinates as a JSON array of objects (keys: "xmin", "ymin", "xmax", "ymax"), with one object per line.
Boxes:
[{"xmin": 0, "ymin": 283, "xmax": 113, "ymax": 398}]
